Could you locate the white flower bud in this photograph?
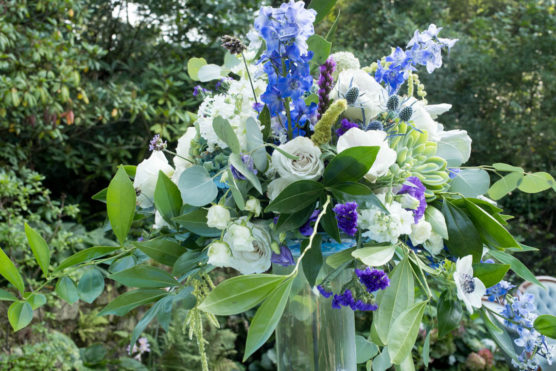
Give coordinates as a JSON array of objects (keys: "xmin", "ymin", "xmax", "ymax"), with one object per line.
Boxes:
[
  {"xmin": 410, "ymin": 220, "xmax": 432, "ymax": 246},
  {"xmin": 207, "ymin": 241, "xmax": 232, "ymax": 268},
  {"xmin": 206, "ymin": 205, "xmax": 231, "ymax": 230},
  {"xmin": 399, "ymin": 194, "xmax": 420, "ymax": 210},
  {"xmin": 245, "ymin": 197, "xmax": 262, "ymax": 217},
  {"xmin": 134, "ymin": 151, "xmax": 174, "ymax": 208}
]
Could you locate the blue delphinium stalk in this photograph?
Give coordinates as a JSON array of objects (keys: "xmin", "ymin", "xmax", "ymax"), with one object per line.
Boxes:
[
  {"xmin": 485, "ymin": 280, "xmax": 515, "ymax": 302},
  {"xmin": 375, "ymin": 24, "xmax": 458, "ymax": 94},
  {"xmin": 254, "ymin": 1, "xmax": 317, "ymax": 140},
  {"xmin": 333, "ymin": 202, "xmax": 358, "ymax": 236},
  {"xmin": 397, "ymin": 176, "xmax": 427, "ymax": 223}
]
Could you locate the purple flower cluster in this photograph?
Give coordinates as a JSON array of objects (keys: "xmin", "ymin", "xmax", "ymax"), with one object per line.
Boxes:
[
  {"xmin": 332, "ymin": 289, "xmax": 378, "ymax": 311},
  {"xmin": 193, "ymin": 85, "xmax": 210, "ymax": 97},
  {"xmin": 375, "ymin": 24, "xmax": 458, "ymax": 94},
  {"xmin": 148, "ymin": 134, "xmax": 167, "ymax": 152},
  {"xmin": 230, "ymin": 154, "xmax": 257, "ymax": 180},
  {"xmin": 254, "ymin": 1, "xmax": 318, "ymax": 138},
  {"xmin": 397, "ymin": 176, "xmax": 427, "ymax": 223},
  {"xmin": 317, "ymin": 58, "xmax": 336, "ymax": 119},
  {"xmin": 299, "ymin": 209, "xmax": 320, "ymax": 236},
  {"xmin": 355, "ymin": 268, "xmax": 390, "ymax": 293},
  {"xmin": 335, "ymin": 118, "xmax": 359, "ymax": 137},
  {"xmin": 333, "ymin": 202, "xmax": 358, "ymax": 236},
  {"xmin": 271, "ymin": 245, "xmax": 295, "ymax": 266}
]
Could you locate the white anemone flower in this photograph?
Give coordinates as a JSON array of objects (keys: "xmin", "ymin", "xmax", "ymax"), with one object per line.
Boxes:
[{"xmin": 453, "ymin": 255, "xmax": 486, "ymax": 313}]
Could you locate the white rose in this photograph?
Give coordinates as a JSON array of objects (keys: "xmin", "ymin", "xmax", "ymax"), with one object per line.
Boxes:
[
  {"xmin": 153, "ymin": 210, "xmax": 171, "ymax": 230},
  {"xmin": 207, "ymin": 241, "xmax": 233, "ymax": 268},
  {"xmin": 330, "ymin": 69, "xmax": 387, "ymax": 123},
  {"xmin": 436, "ymin": 129, "xmax": 472, "ymax": 167},
  {"xmin": 330, "ymin": 52, "xmax": 360, "ymax": 80},
  {"xmin": 424, "ymin": 232, "xmax": 444, "ymax": 256},
  {"xmin": 405, "ymin": 98, "xmax": 442, "ymax": 141},
  {"xmin": 271, "ymin": 136, "xmax": 324, "ymax": 181},
  {"xmin": 337, "ymin": 128, "xmax": 397, "ymax": 182},
  {"xmin": 134, "ymin": 151, "xmax": 174, "ymax": 208},
  {"xmin": 172, "ymin": 127, "xmax": 196, "ymax": 184},
  {"xmin": 245, "ymin": 197, "xmax": 262, "ymax": 217},
  {"xmin": 223, "ymin": 222, "xmax": 272, "ymax": 274},
  {"xmin": 410, "ymin": 220, "xmax": 432, "ymax": 246},
  {"xmin": 424, "ymin": 103, "xmax": 452, "ymax": 119},
  {"xmin": 206, "ymin": 205, "xmax": 231, "ymax": 230}
]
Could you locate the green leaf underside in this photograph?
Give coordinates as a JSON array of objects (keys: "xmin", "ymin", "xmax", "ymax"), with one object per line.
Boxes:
[
  {"xmin": 109, "ymin": 265, "xmax": 179, "ymax": 288},
  {"xmin": 199, "ymin": 274, "xmax": 286, "ymax": 316},
  {"xmin": 488, "ymin": 172, "xmax": 523, "ymax": 200},
  {"xmin": 352, "ymin": 245, "xmax": 395, "ymax": 267},
  {"xmin": 8, "ymin": 301, "xmax": 33, "ymax": 331},
  {"xmin": 99, "ymin": 289, "xmax": 168, "ymax": 316},
  {"xmin": 57, "ymin": 246, "xmax": 120, "ymax": 271},
  {"xmin": 387, "ymin": 301, "xmax": 428, "ymax": 364},
  {"xmin": 243, "ymin": 278, "xmax": 294, "ymax": 361},
  {"xmin": 106, "ymin": 166, "xmax": 136, "ymax": 245}
]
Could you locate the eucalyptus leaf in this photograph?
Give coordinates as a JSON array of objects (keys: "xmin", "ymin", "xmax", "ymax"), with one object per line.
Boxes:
[
  {"xmin": 78, "ymin": 268, "xmax": 105, "ymax": 304},
  {"xmin": 492, "ymin": 163, "xmax": 524, "ymax": 173},
  {"xmin": 245, "ymin": 117, "xmax": 268, "ymax": 172},
  {"xmin": 213, "ymin": 116, "xmax": 240, "ymax": 154},
  {"xmin": 229, "ymin": 153, "xmax": 263, "ymax": 194},
  {"xmin": 55, "ymin": 276, "xmax": 79, "ymax": 304},
  {"xmin": 356, "ymin": 335, "xmax": 378, "ymax": 364},
  {"xmin": 449, "ymin": 168, "xmax": 490, "ymax": 197},
  {"xmin": 178, "ymin": 166, "xmax": 218, "ymax": 207}
]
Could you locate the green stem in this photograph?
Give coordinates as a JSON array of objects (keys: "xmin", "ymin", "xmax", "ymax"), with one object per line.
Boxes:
[
  {"xmin": 241, "ymin": 52, "xmax": 258, "ymax": 105},
  {"xmin": 163, "ymin": 149, "xmax": 194, "ymax": 164}
]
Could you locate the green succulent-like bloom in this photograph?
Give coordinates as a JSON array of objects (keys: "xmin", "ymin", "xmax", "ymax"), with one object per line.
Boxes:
[
  {"xmin": 390, "ymin": 122, "xmax": 451, "ymax": 199},
  {"xmin": 311, "ymin": 99, "xmax": 347, "ymax": 146}
]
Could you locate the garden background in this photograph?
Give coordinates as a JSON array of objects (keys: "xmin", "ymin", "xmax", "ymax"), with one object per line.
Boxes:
[{"xmin": 1, "ymin": 0, "xmax": 554, "ymax": 369}]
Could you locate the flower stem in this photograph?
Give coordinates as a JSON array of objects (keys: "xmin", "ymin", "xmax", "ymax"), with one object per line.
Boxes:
[{"xmin": 241, "ymin": 52, "xmax": 258, "ymax": 105}]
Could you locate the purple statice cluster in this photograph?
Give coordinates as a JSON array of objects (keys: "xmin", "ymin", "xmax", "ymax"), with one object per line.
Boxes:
[
  {"xmin": 355, "ymin": 267, "xmax": 390, "ymax": 292},
  {"xmin": 335, "ymin": 118, "xmax": 358, "ymax": 137},
  {"xmin": 317, "ymin": 268, "xmax": 389, "ymax": 312},
  {"xmin": 230, "ymin": 154, "xmax": 257, "ymax": 180},
  {"xmin": 332, "ymin": 202, "xmax": 358, "ymax": 236},
  {"xmin": 375, "ymin": 24, "xmax": 458, "ymax": 94},
  {"xmin": 271, "ymin": 245, "xmax": 295, "ymax": 266},
  {"xmin": 254, "ymin": 1, "xmax": 318, "ymax": 138},
  {"xmin": 494, "ymin": 293, "xmax": 554, "ymax": 369},
  {"xmin": 149, "ymin": 134, "xmax": 167, "ymax": 152},
  {"xmin": 485, "ymin": 280, "xmax": 515, "ymax": 302},
  {"xmin": 193, "ymin": 85, "xmax": 210, "ymax": 97},
  {"xmin": 397, "ymin": 176, "xmax": 427, "ymax": 223},
  {"xmin": 317, "ymin": 58, "xmax": 336, "ymax": 119},
  {"xmin": 299, "ymin": 209, "xmax": 320, "ymax": 236}
]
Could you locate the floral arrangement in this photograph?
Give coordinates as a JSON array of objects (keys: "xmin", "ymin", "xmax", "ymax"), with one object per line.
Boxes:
[{"xmin": 1, "ymin": 1, "xmax": 555, "ymax": 370}]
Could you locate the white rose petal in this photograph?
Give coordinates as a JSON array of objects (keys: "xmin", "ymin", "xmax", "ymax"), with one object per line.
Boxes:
[
  {"xmin": 271, "ymin": 136, "xmax": 324, "ymax": 182},
  {"xmin": 224, "ymin": 223, "xmax": 254, "ymax": 252},
  {"xmin": 405, "ymin": 98, "xmax": 442, "ymax": 141},
  {"xmin": 222, "ymin": 221, "xmax": 272, "ymax": 274},
  {"xmin": 424, "ymin": 232, "xmax": 444, "ymax": 256},
  {"xmin": 337, "ymin": 128, "xmax": 397, "ymax": 182},
  {"xmin": 134, "ymin": 151, "xmax": 174, "ymax": 208},
  {"xmin": 206, "ymin": 205, "xmax": 231, "ymax": 230}
]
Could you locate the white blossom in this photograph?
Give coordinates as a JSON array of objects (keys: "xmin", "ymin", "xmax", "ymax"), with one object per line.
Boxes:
[
  {"xmin": 453, "ymin": 255, "xmax": 486, "ymax": 313},
  {"xmin": 330, "ymin": 52, "xmax": 360, "ymax": 80},
  {"xmin": 134, "ymin": 151, "xmax": 174, "ymax": 208},
  {"xmin": 206, "ymin": 205, "xmax": 231, "ymax": 230},
  {"xmin": 245, "ymin": 197, "xmax": 262, "ymax": 217},
  {"xmin": 410, "ymin": 220, "xmax": 432, "ymax": 245}
]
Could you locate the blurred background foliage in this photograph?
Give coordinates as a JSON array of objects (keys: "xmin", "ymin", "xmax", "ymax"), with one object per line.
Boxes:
[{"xmin": 0, "ymin": 0, "xmax": 554, "ymax": 369}]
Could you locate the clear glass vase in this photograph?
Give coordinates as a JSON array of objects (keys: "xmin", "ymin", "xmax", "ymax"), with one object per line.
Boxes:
[{"xmin": 273, "ymin": 256, "xmax": 357, "ymax": 371}]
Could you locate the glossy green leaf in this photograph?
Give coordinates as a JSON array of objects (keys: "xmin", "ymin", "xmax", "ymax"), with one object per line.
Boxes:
[
  {"xmin": 464, "ymin": 199, "xmax": 519, "ymax": 249},
  {"xmin": 172, "ymin": 250, "xmax": 206, "ymax": 277},
  {"xmin": 243, "ymin": 278, "xmax": 294, "ymax": 361},
  {"xmin": 352, "ymin": 245, "xmax": 395, "ymax": 267},
  {"xmin": 199, "ymin": 274, "xmax": 286, "ymax": 315},
  {"xmin": 492, "ymin": 163, "xmax": 524, "ymax": 173},
  {"xmin": 309, "ymin": 0, "xmax": 337, "ymax": 23},
  {"xmin": 91, "ymin": 188, "xmax": 107, "ymax": 203},
  {"xmin": 373, "ymin": 256, "xmax": 414, "ymax": 344},
  {"xmin": 24, "ymin": 223, "xmax": 50, "ymax": 277},
  {"xmin": 307, "ymin": 34, "xmax": 331, "ymax": 66},
  {"xmin": 173, "ymin": 208, "xmax": 220, "ymax": 237},
  {"xmin": 0, "ymin": 247, "xmax": 25, "ymax": 294},
  {"xmin": 488, "ymin": 172, "xmax": 523, "ymax": 200},
  {"xmin": 78, "ymin": 268, "xmax": 105, "ymax": 304},
  {"xmin": 55, "ymin": 276, "xmax": 79, "ymax": 304},
  {"xmin": 321, "ymin": 201, "xmax": 341, "ymax": 242},
  {"xmin": 213, "ymin": 116, "xmax": 240, "ymax": 154},
  {"xmin": 187, "ymin": 57, "xmax": 207, "ymax": 80},
  {"xmin": 355, "ymin": 335, "xmax": 378, "ymax": 364},
  {"xmin": 437, "ymin": 290, "xmax": 463, "ymax": 337},
  {"xmin": 387, "ymin": 301, "xmax": 428, "ymax": 364},
  {"xmin": 56, "ymin": 246, "xmax": 120, "ymax": 271},
  {"xmin": 323, "ymin": 146, "xmax": 379, "ymax": 186},
  {"xmin": 99, "ymin": 289, "xmax": 167, "ymax": 316},
  {"xmin": 8, "ymin": 301, "xmax": 33, "ymax": 331},
  {"xmin": 449, "ymin": 168, "xmax": 490, "ymax": 197},
  {"xmin": 275, "ymin": 204, "xmax": 316, "ymax": 234},
  {"xmin": 422, "ymin": 331, "xmax": 431, "ymax": 368},
  {"xmin": 487, "ymin": 250, "xmax": 543, "ymax": 287},
  {"xmin": 328, "ymin": 182, "xmax": 388, "ymax": 212},
  {"xmin": 259, "ymin": 105, "xmax": 271, "ymax": 139},
  {"xmin": 0, "ymin": 289, "xmax": 17, "ymax": 301},
  {"xmin": 534, "ymin": 315, "xmax": 556, "ymax": 339},
  {"xmin": 229, "ymin": 153, "xmax": 263, "ymax": 194},
  {"xmin": 154, "ymin": 171, "xmax": 182, "ymax": 223},
  {"xmin": 109, "ymin": 255, "xmax": 136, "ymax": 273},
  {"xmin": 518, "ymin": 172, "xmax": 555, "ymax": 193},
  {"xmin": 177, "ymin": 166, "xmax": 218, "ymax": 207},
  {"xmin": 301, "ymin": 235, "xmax": 323, "ymax": 287},
  {"xmin": 266, "ymin": 180, "xmax": 324, "ymax": 213},
  {"xmin": 228, "ymin": 169, "xmax": 246, "ymax": 210},
  {"xmin": 325, "ymin": 247, "xmax": 355, "ymax": 269},
  {"xmin": 134, "ymin": 238, "xmax": 185, "ymax": 266},
  {"xmin": 107, "ymin": 165, "xmax": 136, "ymax": 245},
  {"xmin": 25, "ymin": 292, "xmax": 46, "ymax": 310},
  {"xmin": 109, "ymin": 265, "xmax": 179, "ymax": 288},
  {"xmin": 442, "ymin": 199, "xmax": 483, "ymax": 263},
  {"xmin": 473, "ymin": 263, "xmax": 510, "ymax": 288}
]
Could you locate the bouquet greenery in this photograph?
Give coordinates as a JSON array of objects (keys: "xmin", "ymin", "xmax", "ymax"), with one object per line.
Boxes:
[{"xmin": 1, "ymin": 1, "xmax": 555, "ymax": 370}]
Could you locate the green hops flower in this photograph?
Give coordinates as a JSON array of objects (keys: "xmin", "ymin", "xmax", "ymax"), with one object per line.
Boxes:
[
  {"xmin": 387, "ymin": 95, "xmax": 400, "ymax": 111},
  {"xmin": 345, "ymin": 87, "xmax": 359, "ymax": 105},
  {"xmin": 311, "ymin": 99, "xmax": 347, "ymax": 146},
  {"xmin": 399, "ymin": 106, "xmax": 413, "ymax": 122}
]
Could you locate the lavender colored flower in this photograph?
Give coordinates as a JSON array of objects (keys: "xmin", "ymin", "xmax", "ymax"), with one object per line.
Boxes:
[
  {"xmin": 448, "ymin": 168, "xmax": 461, "ymax": 179},
  {"xmin": 317, "ymin": 285, "xmax": 333, "ymax": 298},
  {"xmin": 333, "ymin": 202, "xmax": 358, "ymax": 236},
  {"xmin": 485, "ymin": 280, "xmax": 515, "ymax": 302},
  {"xmin": 193, "ymin": 85, "xmax": 210, "ymax": 97},
  {"xmin": 397, "ymin": 176, "xmax": 427, "ymax": 223},
  {"xmin": 335, "ymin": 118, "xmax": 359, "ymax": 137},
  {"xmin": 299, "ymin": 209, "xmax": 320, "ymax": 236},
  {"xmin": 271, "ymin": 246, "xmax": 295, "ymax": 267},
  {"xmin": 230, "ymin": 154, "xmax": 257, "ymax": 180},
  {"xmin": 331, "ymin": 289, "xmax": 377, "ymax": 311},
  {"xmin": 317, "ymin": 58, "xmax": 336, "ymax": 119},
  {"xmin": 355, "ymin": 267, "xmax": 390, "ymax": 293},
  {"xmin": 149, "ymin": 134, "xmax": 167, "ymax": 152}
]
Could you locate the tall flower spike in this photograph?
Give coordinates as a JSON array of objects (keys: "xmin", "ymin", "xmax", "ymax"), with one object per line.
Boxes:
[
  {"xmin": 311, "ymin": 99, "xmax": 347, "ymax": 146},
  {"xmin": 317, "ymin": 58, "xmax": 336, "ymax": 119}
]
